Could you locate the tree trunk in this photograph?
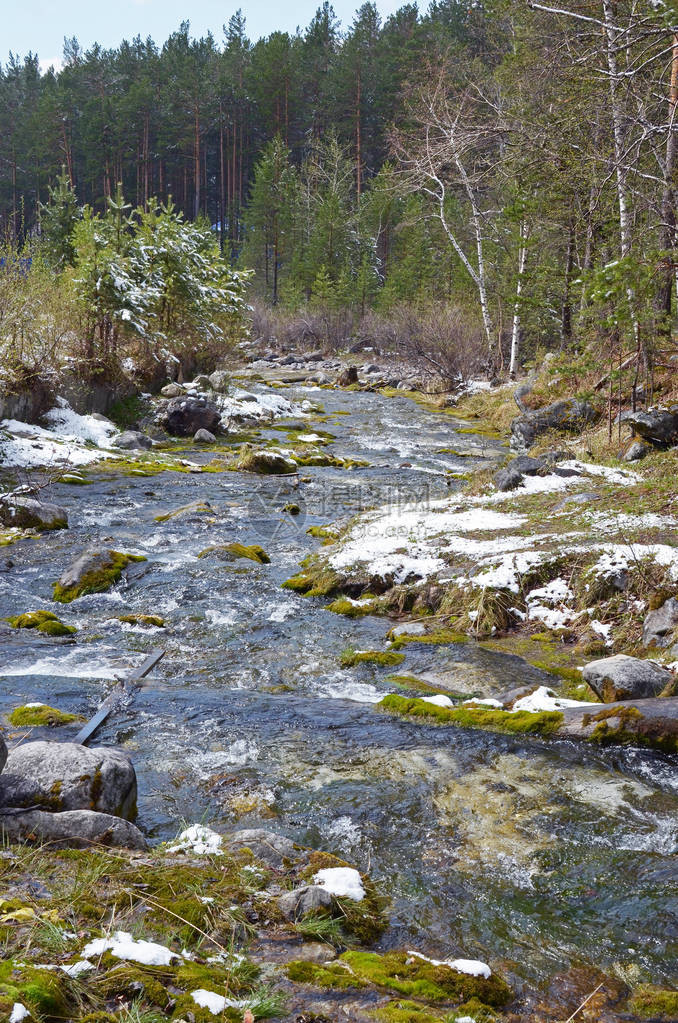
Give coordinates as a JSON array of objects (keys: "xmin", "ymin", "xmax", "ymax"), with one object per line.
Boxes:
[{"xmin": 510, "ymin": 220, "xmax": 529, "ymax": 379}]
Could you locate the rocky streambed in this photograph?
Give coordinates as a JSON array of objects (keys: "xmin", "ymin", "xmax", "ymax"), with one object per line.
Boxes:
[{"xmin": 0, "ymin": 376, "xmax": 677, "ymax": 1022}]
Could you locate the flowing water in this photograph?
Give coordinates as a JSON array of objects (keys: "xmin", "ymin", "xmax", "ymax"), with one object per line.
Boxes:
[{"xmin": 1, "ymin": 385, "xmax": 676, "ymax": 992}]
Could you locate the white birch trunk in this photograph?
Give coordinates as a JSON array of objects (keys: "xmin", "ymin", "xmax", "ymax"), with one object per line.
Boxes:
[{"xmin": 510, "ymin": 220, "xmax": 529, "ymax": 379}]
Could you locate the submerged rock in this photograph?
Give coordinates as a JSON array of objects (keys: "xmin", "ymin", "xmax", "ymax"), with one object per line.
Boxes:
[
  {"xmin": 511, "ymin": 399, "xmax": 599, "ymax": 450},
  {"xmin": 113, "ymin": 429, "xmax": 153, "ymax": 450},
  {"xmin": 582, "ymin": 655, "xmax": 672, "ymax": 702},
  {"xmin": 0, "ymin": 808, "xmax": 147, "ymax": 850},
  {"xmin": 0, "ymin": 741, "xmax": 138, "ymax": 819},
  {"xmin": 160, "ymin": 395, "xmax": 221, "ymax": 437},
  {"xmin": 53, "ymin": 548, "xmax": 146, "ymax": 602},
  {"xmin": 0, "ymin": 496, "xmax": 68, "ymax": 531},
  {"xmin": 643, "ymin": 597, "xmax": 678, "ymax": 648},
  {"xmin": 225, "ymin": 828, "xmax": 300, "ymax": 869}
]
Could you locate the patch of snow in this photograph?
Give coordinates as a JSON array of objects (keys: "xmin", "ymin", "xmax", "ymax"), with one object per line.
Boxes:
[
  {"xmin": 313, "ymin": 866, "xmax": 365, "ymax": 901},
  {"xmin": 527, "ymin": 604, "xmax": 573, "ymax": 630},
  {"xmin": 511, "ymin": 686, "xmax": 595, "ymax": 712},
  {"xmin": 527, "ymin": 578, "xmax": 574, "ymax": 605},
  {"xmin": 44, "ymin": 398, "xmax": 118, "ymax": 446},
  {"xmin": 61, "ymin": 960, "xmax": 93, "ymax": 977},
  {"xmin": 1, "ymin": 398, "xmax": 119, "ymax": 468},
  {"xmin": 191, "ymin": 990, "xmax": 247, "ymax": 1014},
  {"xmin": 407, "ymin": 950, "xmax": 491, "ymax": 978},
  {"xmin": 464, "ymin": 697, "xmax": 503, "ymax": 708},
  {"xmin": 166, "ymin": 824, "xmax": 224, "ymax": 856},
  {"xmin": 421, "ymin": 694, "xmax": 455, "ymax": 708},
  {"xmin": 82, "ymin": 931, "xmax": 180, "ymax": 966},
  {"xmin": 590, "ymin": 620, "xmax": 613, "ymax": 645},
  {"xmin": 10, "ymin": 1005, "xmax": 31, "ymax": 1023}
]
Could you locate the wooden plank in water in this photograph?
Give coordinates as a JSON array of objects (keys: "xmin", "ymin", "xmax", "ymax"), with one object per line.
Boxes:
[{"xmin": 73, "ymin": 648, "xmax": 165, "ymax": 746}]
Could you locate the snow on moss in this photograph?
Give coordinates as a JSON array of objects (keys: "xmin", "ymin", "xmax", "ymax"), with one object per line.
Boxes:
[{"xmin": 313, "ymin": 866, "xmax": 365, "ymax": 901}]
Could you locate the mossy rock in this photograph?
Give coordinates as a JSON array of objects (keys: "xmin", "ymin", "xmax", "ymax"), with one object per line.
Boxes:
[
  {"xmin": 282, "ymin": 565, "xmax": 341, "ymax": 597},
  {"xmin": 326, "ymin": 597, "xmax": 376, "ymax": 618},
  {"xmin": 389, "ymin": 628, "xmax": 467, "ymax": 649},
  {"xmin": 286, "ymin": 959, "xmax": 368, "ymax": 990},
  {"xmin": 341, "ymin": 649, "xmax": 405, "ymax": 667},
  {"xmin": 117, "ymin": 613, "xmax": 165, "ymax": 628},
  {"xmin": 307, "ymin": 524, "xmax": 339, "ymax": 542},
  {"xmin": 8, "ymin": 704, "xmax": 81, "ymax": 727},
  {"xmin": 627, "ymin": 984, "xmax": 678, "ymax": 1019},
  {"xmin": 53, "ymin": 550, "xmax": 147, "ymax": 603},
  {"xmin": 283, "ymin": 502, "xmax": 301, "ymax": 515},
  {"xmin": 199, "ymin": 542, "xmax": 270, "ymax": 564},
  {"xmin": 380, "ymin": 693, "xmax": 564, "ymax": 738},
  {"xmin": 340, "ymin": 951, "xmax": 512, "ymax": 1008},
  {"xmin": 7, "ymin": 610, "xmax": 76, "ymax": 636},
  {"xmin": 236, "ymin": 447, "xmax": 297, "ymax": 475},
  {"xmin": 0, "ymin": 960, "xmax": 76, "ymax": 1019},
  {"xmin": 370, "ymin": 999, "xmax": 450, "ymax": 1022}
]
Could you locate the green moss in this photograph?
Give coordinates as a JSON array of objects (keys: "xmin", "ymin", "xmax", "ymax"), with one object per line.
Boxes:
[
  {"xmin": 117, "ymin": 613, "xmax": 165, "ymax": 627},
  {"xmin": 283, "ymin": 502, "xmax": 301, "ymax": 514},
  {"xmin": 282, "ymin": 565, "xmax": 341, "ymax": 597},
  {"xmin": 306, "ymin": 524, "xmax": 339, "ymax": 542},
  {"xmin": 0, "ymin": 961, "xmax": 75, "ymax": 1019},
  {"xmin": 326, "ymin": 597, "xmax": 376, "ymax": 617},
  {"xmin": 386, "ymin": 674, "xmax": 447, "ymax": 695},
  {"xmin": 341, "ymin": 951, "xmax": 512, "ymax": 1008},
  {"xmin": 8, "ymin": 704, "xmax": 81, "ymax": 727},
  {"xmin": 370, "ymin": 1000, "xmax": 448, "ymax": 1022},
  {"xmin": 628, "ymin": 984, "xmax": 678, "ymax": 1019},
  {"xmin": 380, "ymin": 693, "xmax": 564, "ymax": 737},
  {"xmin": 286, "ymin": 959, "xmax": 366, "ymax": 990},
  {"xmin": 389, "ymin": 628, "xmax": 468, "ymax": 649},
  {"xmin": 7, "ymin": 609, "xmax": 76, "ymax": 636},
  {"xmin": 52, "ymin": 551, "xmax": 146, "ymax": 603},
  {"xmin": 236, "ymin": 447, "xmax": 297, "ymax": 474},
  {"xmin": 198, "ymin": 542, "xmax": 270, "ymax": 564},
  {"xmin": 341, "ymin": 648, "xmax": 406, "ymax": 667}
]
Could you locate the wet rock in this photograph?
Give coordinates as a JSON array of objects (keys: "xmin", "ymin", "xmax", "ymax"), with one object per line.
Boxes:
[
  {"xmin": 623, "ymin": 440, "xmax": 650, "ymax": 462},
  {"xmin": 226, "ymin": 828, "xmax": 301, "ymax": 869},
  {"xmin": 193, "ymin": 428, "xmax": 216, "ymax": 443},
  {"xmin": 53, "ymin": 548, "xmax": 145, "ymax": 602},
  {"xmin": 113, "ymin": 429, "xmax": 153, "ymax": 450},
  {"xmin": 236, "ymin": 448, "xmax": 297, "ymax": 475},
  {"xmin": 336, "ymin": 366, "xmax": 359, "ymax": 386},
  {"xmin": 208, "ymin": 369, "xmax": 231, "ymax": 393},
  {"xmin": 160, "ymin": 395, "xmax": 221, "ymax": 437},
  {"xmin": 0, "ymin": 496, "xmax": 68, "ymax": 531},
  {"xmin": 625, "ymin": 406, "xmax": 678, "ymax": 448},
  {"xmin": 511, "ymin": 399, "xmax": 599, "ymax": 450},
  {"xmin": 0, "ymin": 741, "xmax": 138, "ymax": 819},
  {"xmin": 0, "ymin": 733, "xmax": 6, "ymax": 774},
  {"xmin": 643, "ymin": 596, "xmax": 678, "ymax": 648},
  {"xmin": 0, "ymin": 808, "xmax": 147, "ymax": 850},
  {"xmin": 582, "ymin": 654, "xmax": 672, "ymax": 702},
  {"xmin": 160, "ymin": 382, "xmax": 185, "ymax": 398},
  {"xmin": 277, "ymin": 885, "xmax": 334, "ymax": 921},
  {"xmin": 192, "ymin": 374, "xmax": 212, "ymax": 389}
]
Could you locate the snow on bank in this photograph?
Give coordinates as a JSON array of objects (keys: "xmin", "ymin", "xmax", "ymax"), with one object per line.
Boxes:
[
  {"xmin": 1, "ymin": 397, "xmax": 119, "ymax": 468},
  {"xmin": 313, "ymin": 866, "xmax": 365, "ymax": 901},
  {"xmin": 192, "ymin": 990, "xmax": 248, "ymax": 1014},
  {"xmin": 407, "ymin": 950, "xmax": 492, "ymax": 979},
  {"xmin": 82, "ymin": 931, "xmax": 180, "ymax": 966},
  {"xmin": 511, "ymin": 686, "xmax": 594, "ymax": 712},
  {"xmin": 166, "ymin": 824, "xmax": 224, "ymax": 855},
  {"xmin": 183, "ymin": 379, "xmax": 306, "ymax": 424}
]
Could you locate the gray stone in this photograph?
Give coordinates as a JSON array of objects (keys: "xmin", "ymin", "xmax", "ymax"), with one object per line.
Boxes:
[
  {"xmin": 226, "ymin": 828, "xmax": 300, "ymax": 869},
  {"xmin": 55, "ymin": 547, "xmax": 138, "ymax": 599},
  {"xmin": 624, "ymin": 440, "xmax": 651, "ymax": 462},
  {"xmin": 625, "ymin": 407, "xmax": 678, "ymax": 448},
  {"xmin": 0, "ymin": 733, "xmax": 6, "ymax": 774},
  {"xmin": 643, "ymin": 597, "xmax": 678, "ymax": 648},
  {"xmin": 582, "ymin": 654, "xmax": 672, "ymax": 702},
  {"xmin": 0, "ymin": 808, "xmax": 147, "ymax": 850},
  {"xmin": 161, "ymin": 382, "xmax": 186, "ymax": 398},
  {"xmin": 0, "ymin": 496, "xmax": 68, "ymax": 531},
  {"xmin": 113, "ymin": 430, "xmax": 153, "ymax": 451},
  {"xmin": 511, "ymin": 399, "xmax": 599, "ymax": 451},
  {"xmin": 277, "ymin": 885, "xmax": 334, "ymax": 921},
  {"xmin": 192, "ymin": 374, "xmax": 212, "ymax": 389},
  {"xmin": 553, "ymin": 492, "xmax": 600, "ymax": 513},
  {"xmin": 193, "ymin": 429, "xmax": 216, "ymax": 444},
  {"xmin": 305, "ymin": 350, "xmax": 324, "ymax": 362},
  {"xmin": 0, "ymin": 741, "xmax": 138, "ymax": 819},
  {"xmin": 208, "ymin": 370, "xmax": 231, "ymax": 393},
  {"xmin": 160, "ymin": 396, "xmax": 221, "ymax": 437}
]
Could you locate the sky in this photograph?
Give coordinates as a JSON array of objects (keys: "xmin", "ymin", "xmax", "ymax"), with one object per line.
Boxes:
[{"xmin": 7, "ymin": 0, "xmax": 408, "ymax": 73}]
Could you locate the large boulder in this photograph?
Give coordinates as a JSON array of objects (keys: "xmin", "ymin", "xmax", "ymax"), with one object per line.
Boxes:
[
  {"xmin": 0, "ymin": 496, "xmax": 68, "ymax": 531},
  {"xmin": 0, "ymin": 741, "xmax": 138, "ymax": 819},
  {"xmin": 277, "ymin": 885, "xmax": 334, "ymax": 921},
  {"xmin": 625, "ymin": 407, "xmax": 678, "ymax": 448},
  {"xmin": 160, "ymin": 396, "xmax": 221, "ymax": 437},
  {"xmin": 113, "ymin": 430, "xmax": 152, "ymax": 451},
  {"xmin": 0, "ymin": 808, "xmax": 147, "ymax": 850},
  {"xmin": 336, "ymin": 366, "xmax": 359, "ymax": 387},
  {"xmin": 643, "ymin": 597, "xmax": 678, "ymax": 648},
  {"xmin": 494, "ymin": 455, "xmax": 547, "ymax": 492},
  {"xmin": 53, "ymin": 548, "xmax": 145, "ymax": 602},
  {"xmin": 511, "ymin": 399, "xmax": 599, "ymax": 450},
  {"xmin": 582, "ymin": 655, "xmax": 672, "ymax": 702}
]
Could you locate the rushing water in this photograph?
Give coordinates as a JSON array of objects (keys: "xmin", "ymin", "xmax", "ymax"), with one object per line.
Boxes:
[{"xmin": 1, "ymin": 385, "xmax": 676, "ymax": 991}]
